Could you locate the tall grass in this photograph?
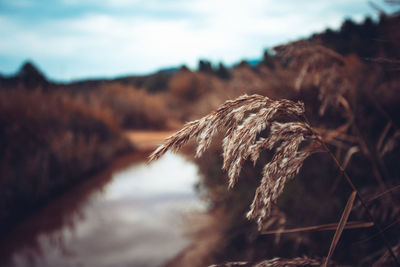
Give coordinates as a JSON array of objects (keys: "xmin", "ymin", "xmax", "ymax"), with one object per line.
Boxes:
[
  {"xmin": 88, "ymin": 83, "xmax": 170, "ymax": 129},
  {"xmin": 0, "ymin": 89, "xmax": 132, "ymax": 237},
  {"xmin": 150, "ymin": 93, "xmax": 399, "ymax": 266},
  {"xmin": 150, "ymin": 95, "xmax": 317, "ymax": 227}
]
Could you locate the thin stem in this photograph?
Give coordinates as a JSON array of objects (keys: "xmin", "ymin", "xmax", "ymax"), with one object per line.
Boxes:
[
  {"xmin": 354, "ymin": 126, "xmax": 388, "ymax": 191},
  {"xmin": 303, "ymin": 115, "xmax": 399, "ymax": 266},
  {"xmin": 368, "ymin": 184, "xmax": 400, "ymax": 203}
]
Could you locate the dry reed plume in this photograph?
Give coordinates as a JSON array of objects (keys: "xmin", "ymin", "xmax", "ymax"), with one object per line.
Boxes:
[
  {"xmin": 149, "ymin": 94, "xmax": 321, "ymax": 229},
  {"xmin": 274, "ymin": 41, "xmax": 352, "ymax": 115},
  {"xmin": 149, "ymin": 93, "xmax": 400, "ymax": 266},
  {"xmin": 380, "ymin": 129, "xmax": 400, "ymax": 157}
]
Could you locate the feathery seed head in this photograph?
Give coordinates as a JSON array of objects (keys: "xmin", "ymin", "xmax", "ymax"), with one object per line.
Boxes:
[
  {"xmin": 149, "ymin": 94, "xmax": 321, "ymax": 230},
  {"xmin": 274, "ymin": 40, "xmax": 351, "ymax": 116}
]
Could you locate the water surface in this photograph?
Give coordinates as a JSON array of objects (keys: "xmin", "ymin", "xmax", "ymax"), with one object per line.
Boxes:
[{"xmin": 1, "ymin": 152, "xmax": 204, "ymax": 267}]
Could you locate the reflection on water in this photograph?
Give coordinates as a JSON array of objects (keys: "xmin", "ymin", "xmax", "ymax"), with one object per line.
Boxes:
[{"xmin": 0, "ymin": 152, "xmax": 204, "ymax": 267}]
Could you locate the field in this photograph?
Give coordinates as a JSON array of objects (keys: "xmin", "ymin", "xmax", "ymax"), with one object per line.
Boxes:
[{"xmin": 0, "ymin": 14, "xmax": 399, "ymax": 266}]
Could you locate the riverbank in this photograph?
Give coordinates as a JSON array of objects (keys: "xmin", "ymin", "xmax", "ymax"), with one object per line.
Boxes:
[
  {"xmin": 0, "ymin": 89, "xmax": 136, "ymax": 239},
  {"xmin": 0, "ymin": 126, "xmax": 178, "ymax": 239},
  {"xmin": 0, "ymin": 146, "xmax": 203, "ymax": 267},
  {"xmin": 0, "ymin": 124, "xmax": 179, "ymax": 231},
  {"xmin": 125, "ymin": 129, "xmax": 178, "ymax": 150}
]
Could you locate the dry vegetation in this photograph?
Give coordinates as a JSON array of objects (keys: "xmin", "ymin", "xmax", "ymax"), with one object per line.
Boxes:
[
  {"xmin": 0, "ymin": 89, "xmax": 134, "ymax": 237},
  {"xmin": 0, "ymin": 62, "xmax": 181, "ymax": 236},
  {"xmin": 150, "ymin": 93, "xmax": 399, "ymax": 266},
  {"xmin": 0, "ymin": 11, "xmax": 399, "ymax": 267},
  {"xmin": 210, "ymin": 256, "xmax": 325, "ymax": 267},
  {"xmin": 152, "ymin": 14, "xmax": 400, "ymax": 267},
  {"xmin": 149, "ymin": 94, "xmax": 318, "ymax": 229},
  {"xmin": 0, "ymin": 60, "xmax": 177, "ymax": 239},
  {"xmin": 83, "ymin": 83, "xmax": 170, "ymax": 129}
]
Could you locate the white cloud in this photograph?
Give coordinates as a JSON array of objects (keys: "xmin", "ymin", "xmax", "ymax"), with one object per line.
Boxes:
[
  {"xmin": 61, "ymin": 0, "xmax": 143, "ymax": 7},
  {"xmin": 6, "ymin": 0, "xmax": 33, "ymax": 8},
  {"xmin": 0, "ymin": 0, "xmax": 385, "ymax": 80}
]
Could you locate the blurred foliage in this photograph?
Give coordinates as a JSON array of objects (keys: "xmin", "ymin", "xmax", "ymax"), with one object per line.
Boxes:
[
  {"xmin": 261, "ymin": 50, "xmax": 276, "ymax": 69},
  {"xmin": 198, "ymin": 59, "xmax": 213, "ymax": 73},
  {"xmin": 312, "ymin": 15, "xmax": 400, "ymax": 60},
  {"xmin": 0, "ymin": 89, "xmax": 133, "ymax": 237},
  {"xmin": 169, "ymin": 68, "xmax": 200, "ymax": 101},
  {"xmin": 0, "ymin": 62, "xmax": 174, "ymax": 238},
  {"xmin": 85, "ymin": 83, "xmax": 169, "ymax": 129},
  {"xmin": 143, "ymin": 71, "xmax": 171, "ymax": 93},
  {"xmin": 216, "ymin": 63, "xmax": 231, "ymax": 80}
]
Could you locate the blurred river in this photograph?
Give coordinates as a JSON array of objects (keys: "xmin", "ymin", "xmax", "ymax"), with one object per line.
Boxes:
[{"xmin": 0, "ymin": 151, "xmax": 205, "ymax": 267}]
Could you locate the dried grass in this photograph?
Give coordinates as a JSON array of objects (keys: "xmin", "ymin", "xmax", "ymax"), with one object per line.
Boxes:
[
  {"xmin": 0, "ymin": 89, "xmax": 132, "ymax": 236},
  {"xmin": 149, "ymin": 91, "xmax": 400, "ymax": 265},
  {"xmin": 374, "ymin": 241, "xmax": 400, "ymax": 267},
  {"xmin": 149, "ymin": 94, "xmax": 321, "ymax": 229},
  {"xmin": 324, "ymin": 191, "xmax": 357, "ymax": 267},
  {"xmin": 380, "ymin": 130, "xmax": 400, "ymax": 157},
  {"xmin": 210, "ymin": 256, "xmax": 325, "ymax": 267},
  {"xmin": 274, "ymin": 40, "xmax": 352, "ymax": 115}
]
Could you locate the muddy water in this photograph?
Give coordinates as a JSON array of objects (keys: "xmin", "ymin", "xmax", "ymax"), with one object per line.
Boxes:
[{"xmin": 0, "ymin": 152, "xmax": 205, "ymax": 267}]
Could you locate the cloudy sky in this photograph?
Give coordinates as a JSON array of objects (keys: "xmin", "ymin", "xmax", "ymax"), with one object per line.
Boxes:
[{"xmin": 0, "ymin": 0, "xmax": 397, "ymax": 81}]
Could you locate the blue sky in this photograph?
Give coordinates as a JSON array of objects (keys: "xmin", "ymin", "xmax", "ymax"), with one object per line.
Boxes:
[{"xmin": 0, "ymin": 0, "xmax": 397, "ymax": 81}]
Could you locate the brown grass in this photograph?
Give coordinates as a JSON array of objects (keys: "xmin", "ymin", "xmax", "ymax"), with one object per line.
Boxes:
[
  {"xmin": 210, "ymin": 256, "xmax": 325, "ymax": 267},
  {"xmin": 0, "ymin": 89, "xmax": 133, "ymax": 236},
  {"xmin": 87, "ymin": 83, "xmax": 170, "ymax": 129},
  {"xmin": 149, "ymin": 94, "xmax": 321, "ymax": 229},
  {"xmin": 150, "ymin": 93, "xmax": 400, "ymax": 266},
  {"xmin": 125, "ymin": 129, "xmax": 180, "ymax": 150},
  {"xmin": 274, "ymin": 40, "xmax": 352, "ymax": 116}
]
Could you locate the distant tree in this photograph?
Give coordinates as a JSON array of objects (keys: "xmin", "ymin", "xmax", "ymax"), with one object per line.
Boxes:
[
  {"xmin": 179, "ymin": 65, "xmax": 191, "ymax": 72},
  {"xmin": 143, "ymin": 72, "xmax": 171, "ymax": 93},
  {"xmin": 198, "ymin": 59, "xmax": 213, "ymax": 73},
  {"xmin": 340, "ymin": 18, "xmax": 358, "ymax": 37},
  {"xmin": 262, "ymin": 50, "xmax": 275, "ymax": 69},
  {"xmin": 17, "ymin": 61, "xmax": 49, "ymax": 90},
  {"xmin": 312, "ymin": 16, "xmax": 381, "ymax": 58},
  {"xmin": 236, "ymin": 60, "xmax": 250, "ymax": 68},
  {"xmin": 216, "ymin": 62, "xmax": 231, "ymax": 79}
]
